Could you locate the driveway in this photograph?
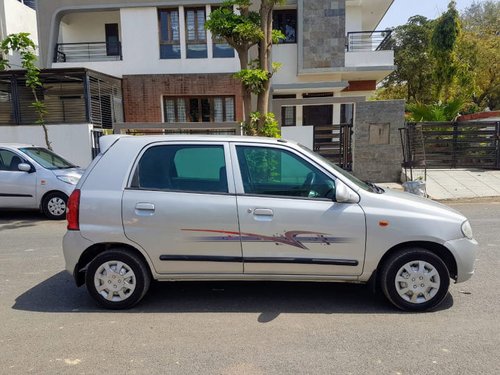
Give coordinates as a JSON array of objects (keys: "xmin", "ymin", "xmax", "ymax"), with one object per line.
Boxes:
[{"xmin": 0, "ymin": 201, "xmax": 499, "ymax": 374}]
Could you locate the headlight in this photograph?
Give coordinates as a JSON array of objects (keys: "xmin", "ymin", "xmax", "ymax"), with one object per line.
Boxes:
[
  {"xmin": 57, "ymin": 175, "xmax": 80, "ymax": 185},
  {"xmin": 461, "ymin": 220, "xmax": 473, "ymax": 240}
]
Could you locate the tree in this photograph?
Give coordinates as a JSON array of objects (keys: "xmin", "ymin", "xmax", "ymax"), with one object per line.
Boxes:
[
  {"xmin": 380, "ymin": 16, "xmax": 436, "ymax": 103},
  {"xmin": 430, "ymin": 1, "xmax": 461, "ymax": 101},
  {"xmin": 457, "ymin": 1, "xmax": 500, "ymax": 109},
  {"xmin": 0, "ymin": 33, "xmax": 52, "ymax": 150},
  {"xmin": 206, "ymin": 0, "xmax": 284, "ymax": 136}
]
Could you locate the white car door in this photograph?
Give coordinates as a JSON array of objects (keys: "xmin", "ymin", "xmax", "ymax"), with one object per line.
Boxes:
[
  {"xmin": 231, "ymin": 143, "xmax": 366, "ymax": 276},
  {"xmin": 0, "ymin": 149, "xmax": 37, "ymax": 208}
]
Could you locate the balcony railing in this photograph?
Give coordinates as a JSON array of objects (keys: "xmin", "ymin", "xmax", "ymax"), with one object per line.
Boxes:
[
  {"xmin": 346, "ymin": 30, "xmax": 393, "ymax": 52},
  {"xmin": 54, "ymin": 42, "xmax": 122, "ymax": 63}
]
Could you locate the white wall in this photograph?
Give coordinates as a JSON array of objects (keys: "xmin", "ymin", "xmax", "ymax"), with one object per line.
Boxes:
[
  {"xmin": 272, "ymin": 44, "xmax": 298, "ymax": 85},
  {"xmin": 345, "ymin": 4, "xmax": 362, "ymax": 33},
  {"xmin": 0, "ymin": 124, "xmax": 94, "ymax": 167},
  {"xmin": 281, "ymin": 126, "xmax": 314, "ymax": 149},
  {"xmin": 345, "ymin": 50, "xmax": 394, "ymax": 67},
  {"xmin": 59, "ymin": 11, "xmax": 120, "ymax": 43},
  {"xmin": 52, "ymin": 7, "xmax": 240, "ymax": 77},
  {"xmin": 1, "ymin": 0, "xmax": 38, "ymax": 68}
]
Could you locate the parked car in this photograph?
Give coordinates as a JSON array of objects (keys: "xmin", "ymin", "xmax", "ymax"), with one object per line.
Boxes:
[
  {"xmin": 0, "ymin": 144, "xmax": 83, "ymax": 219},
  {"xmin": 63, "ymin": 135, "xmax": 477, "ymax": 311}
]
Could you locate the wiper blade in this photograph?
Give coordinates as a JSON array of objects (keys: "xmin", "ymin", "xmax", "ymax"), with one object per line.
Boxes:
[{"xmin": 364, "ymin": 181, "xmax": 384, "ymax": 194}]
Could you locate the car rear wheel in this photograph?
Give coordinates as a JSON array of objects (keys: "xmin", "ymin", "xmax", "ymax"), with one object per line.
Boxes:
[
  {"xmin": 42, "ymin": 192, "xmax": 68, "ymax": 220},
  {"xmin": 380, "ymin": 248, "xmax": 450, "ymax": 312},
  {"xmin": 85, "ymin": 249, "xmax": 151, "ymax": 309}
]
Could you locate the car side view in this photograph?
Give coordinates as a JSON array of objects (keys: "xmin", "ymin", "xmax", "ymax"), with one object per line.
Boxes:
[
  {"xmin": 63, "ymin": 135, "xmax": 477, "ymax": 311},
  {"xmin": 0, "ymin": 144, "xmax": 83, "ymax": 219}
]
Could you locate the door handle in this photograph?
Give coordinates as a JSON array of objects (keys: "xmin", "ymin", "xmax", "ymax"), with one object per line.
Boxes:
[
  {"xmin": 135, "ymin": 203, "xmax": 155, "ymax": 212},
  {"xmin": 253, "ymin": 208, "xmax": 274, "ymax": 216}
]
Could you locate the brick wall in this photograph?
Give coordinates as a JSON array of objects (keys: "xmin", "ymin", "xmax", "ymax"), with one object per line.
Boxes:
[{"xmin": 122, "ymin": 74, "xmax": 243, "ymax": 122}]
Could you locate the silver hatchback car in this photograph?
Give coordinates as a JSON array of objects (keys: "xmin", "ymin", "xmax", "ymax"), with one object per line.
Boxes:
[
  {"xmin": 0, "ymin": 144, "xmax": 83, "ymax": 219},
  {"xmin": 63, "ymin": 135, "xmax": 477, "ymax": 311}
]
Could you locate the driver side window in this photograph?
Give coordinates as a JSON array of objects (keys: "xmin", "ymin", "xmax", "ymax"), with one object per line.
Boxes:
[
  {"xmin": 0, "ymin": 150, "xmax": 24, "ymax": 172},
  {"xmin": 236, "ymin": 146, "xmax": 335, "ymax": 199}
]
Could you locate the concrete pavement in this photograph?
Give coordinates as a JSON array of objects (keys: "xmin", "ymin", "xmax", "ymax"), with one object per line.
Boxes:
[{"xmin": 382, "ymin": 169, "xmax": 500, "ymax": 201}]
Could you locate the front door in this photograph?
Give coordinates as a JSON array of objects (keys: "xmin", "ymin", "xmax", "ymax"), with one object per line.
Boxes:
[
  {"xmin": 122, "ymin": 142, "xmax": 243, "ymax": 275},
  {"xmin": 0, "ymin": 149, "xmax": 37, "ymax": 208},
  {"xmin": 232, "ymin": 143, "xmax": 366, "ymax": 276}
]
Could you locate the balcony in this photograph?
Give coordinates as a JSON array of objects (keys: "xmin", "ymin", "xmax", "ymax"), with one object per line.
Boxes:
[
  {"xmin": 54, "ymin": 42, "xmax": 122, "ymax": 63},
  {"xmin": 346, "ymin": 30, "xmax": 392, "ymax": 52}
]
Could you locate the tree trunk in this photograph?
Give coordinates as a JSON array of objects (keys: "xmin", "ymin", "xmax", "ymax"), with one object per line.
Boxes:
[
  {"xmin": 237, "ymin": 47, "xmax": 252, "ymax": 128},
  {"xmin": 256, "ymin": 3, "xmax": 274, "ymax": 132}
]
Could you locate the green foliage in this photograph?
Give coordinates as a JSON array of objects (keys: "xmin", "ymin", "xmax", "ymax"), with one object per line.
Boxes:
[
  {"xmin": 430, "ymin": 1, "xmax": 461, "ymax": 100},
  {"xmin": 234, "ymin": 65, "xmax": 269, "ymax": 95},
  {"xmin": 1, "ymin": 33, "xmax": 51, "ymax": 150},
  {"xmin": 381, "ymin": 16, "xmax": 436, "ymax": 103},
  {"xmin": 407, "ymin": 99, "xmax": 463, "ymax": 122},
  {"xmin": 244, "ymin": 111, "xmax": 280, "ymax": 137}
]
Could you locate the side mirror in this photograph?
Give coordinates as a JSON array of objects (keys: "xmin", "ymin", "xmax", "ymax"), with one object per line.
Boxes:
[
  {"xmin": 18, "ymin": 163, "xmax": 32, "ymax": 173},
  {"xmin": 335, "ymin": 180, "xmax": 360, "ymax": 203}
]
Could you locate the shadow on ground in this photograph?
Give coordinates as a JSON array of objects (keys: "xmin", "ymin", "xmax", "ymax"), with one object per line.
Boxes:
[
  {"xmin": 0, "ymin": 210, "xmax": 51, "ymax": 230},
  {"xmin": 12, "ymin": 271, "xmax": 454, "ymax": 320}
]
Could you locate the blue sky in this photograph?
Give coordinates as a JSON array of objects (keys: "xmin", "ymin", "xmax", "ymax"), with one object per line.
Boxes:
[{"xmin": 378, "ymin": 0, "xmax": 482, "ymax": 29}]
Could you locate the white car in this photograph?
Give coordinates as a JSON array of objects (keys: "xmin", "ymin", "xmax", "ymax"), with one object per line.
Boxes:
[
  {"xmin": 0, "ymin": 144, "xmax": 83, "ymax": 219},
  {"xmin": 63, "ymin": 135, "xmax": 477, "ymax": 311}
]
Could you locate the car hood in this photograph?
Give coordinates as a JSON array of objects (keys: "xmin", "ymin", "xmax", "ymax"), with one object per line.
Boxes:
[{"xmin": 372, "ymin": 188, "xmax": 466, "ymax": 223}]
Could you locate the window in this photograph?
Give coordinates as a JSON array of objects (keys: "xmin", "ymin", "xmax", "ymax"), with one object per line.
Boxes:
[
  {"xmin": 273, "ymin": 94, "xmax": 296, "ymax": 127},
  {"xmin": 0, "ymin": 149, "xmax": 25, "ymax": 171},
  {"xmin": 211, "ymin": 7, "xmax": 235, "ymax": 58},
  {"xmin": 159, "ymin": 9, "xmax": 181, "ymax": 59},
  {"xmin": 163, "ymin": 96, "xmax": 235, "ymax": 123},
  {"xmin": 236, "ymin": 146, "xmax": 335, "ymax": 199},
  {"xmin": 105, "ymin": 23, "xmax": 120, "ymax": 56},
  {"xmin": 273, "ymin": 9, "xmax": 297, "ymax": 44},
  {"xmin": 185, "ymin": 8, "xmax": 207, "ymax": 58},
  {"xmin": 134, "ymin": 145, "xmax": 228, "ymax": 193}
]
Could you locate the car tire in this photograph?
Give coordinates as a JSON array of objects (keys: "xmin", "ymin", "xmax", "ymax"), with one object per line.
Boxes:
[
  {"xmin": 380, "ymin": 248, "xmax": 450, "ymax": 312},
  {"xmin": 41, "ymin": 192, "xmax": 68, "ymax": 220},
  {"xmin": 85, "ymin": 249, "xmax": 151, "ymax": 310}
]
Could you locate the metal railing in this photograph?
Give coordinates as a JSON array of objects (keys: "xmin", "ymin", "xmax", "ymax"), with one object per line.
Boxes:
[
  {"xmin": 54, "ymin": 42, "xmax": 122, "ymax": 63},
  {"xmin": 346, "ymin": 30, "xmax": 393, "ymax": 52}
]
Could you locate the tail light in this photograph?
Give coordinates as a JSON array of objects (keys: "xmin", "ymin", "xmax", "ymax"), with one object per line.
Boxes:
[{"xmin": 67, "ymin": 189, "xmax": 80, "ymax": 230}]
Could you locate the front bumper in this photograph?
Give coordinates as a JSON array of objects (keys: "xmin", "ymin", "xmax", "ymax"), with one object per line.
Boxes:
[{"xmin": 444, "ymin": 237, "xmax": 478, "ymax": 283}]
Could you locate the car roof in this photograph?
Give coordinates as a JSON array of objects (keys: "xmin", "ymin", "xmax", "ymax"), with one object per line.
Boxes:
[
  {"xmin": 0, "ymin": 143, "xmax": 38, "ymax": 149},
  {"xmin": 100, "ymin": 134, "xmax": 297, "ymax": 153}
]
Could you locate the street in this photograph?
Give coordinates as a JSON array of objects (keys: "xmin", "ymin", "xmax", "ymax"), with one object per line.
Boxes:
[{"xmin": 0, "ymin": 200, "xmax": 499, "ymax": 375}]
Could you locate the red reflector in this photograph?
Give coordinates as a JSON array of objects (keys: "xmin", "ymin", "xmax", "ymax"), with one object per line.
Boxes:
[{"xmin": 67, "ymin": 189, "xmax": 80, "ymax": 230}]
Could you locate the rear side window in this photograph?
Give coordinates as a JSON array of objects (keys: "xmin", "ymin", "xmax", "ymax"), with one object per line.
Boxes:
[{"xmin": 133, "ymin": 145, "xmax": 228, "ymax": 193}]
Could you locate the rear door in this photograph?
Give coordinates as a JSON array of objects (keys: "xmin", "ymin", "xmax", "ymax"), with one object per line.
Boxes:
[
  {"xmin": 0, "ymin": 148, "xmax": 37, "ymax": 208},
  {"xmin": 122, "ymin": 142, "xmax": 243, "ymax": 274},
  {"xmin": 231, "ymin": 143, "xmax": 366, "ymax": 276}
]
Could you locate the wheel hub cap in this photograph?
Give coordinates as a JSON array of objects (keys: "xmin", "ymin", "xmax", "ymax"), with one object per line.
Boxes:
[
  {"xmin": 395, "ymin": 260, "xmax": 440, "ymax": 304},
  {"xmin": 48, "ymin": 197, "xmax": 66, "ymax": 216},
  {"xmin": 94, "ymin": 261, "xmax": 136, "ymax": 302}
]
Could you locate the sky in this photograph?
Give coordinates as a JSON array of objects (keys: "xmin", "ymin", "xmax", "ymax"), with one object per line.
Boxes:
[{"xmin": 378, "ymin": 0, "xmax": 483, "ymax": 29}]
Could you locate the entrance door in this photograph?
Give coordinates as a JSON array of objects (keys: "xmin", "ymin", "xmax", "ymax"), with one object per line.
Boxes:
[{"xmin": 105, "ymin": 24, "xmax": 120, "ymax": 56}]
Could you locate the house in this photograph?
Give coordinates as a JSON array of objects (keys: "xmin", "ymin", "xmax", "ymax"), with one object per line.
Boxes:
[
  {"xmin": 3, "ymin": 0, "xmax": 400, "ymax": 172},
  {"xmin": 36, "ymin": 0, "xmax": 394, "ymax": 128},
  {"xmin": 0, "ymin": 0, "xmax": 38, "ymax": 68}
]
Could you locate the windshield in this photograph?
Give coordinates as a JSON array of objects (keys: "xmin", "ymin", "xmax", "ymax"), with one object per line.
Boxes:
[
  {"xmin": 19, "ymin": 147, "xmax": 77, "ymax": 170},
  {"xmin": 297, "ymin": 144, "xmax": 373, "ymax": 192}
]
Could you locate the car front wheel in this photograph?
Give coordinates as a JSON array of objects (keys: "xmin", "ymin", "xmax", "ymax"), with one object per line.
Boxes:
[
  {"xmin": 42, "ymin": 192, "xmax": 68, "ymax": 220},
  {"xmin": 380, "ymin": 248, "xmax": 450, "ymax": 312},
  {"xmin": 85, "ymin": 249, "xmax": 151, "ymax": 309}
]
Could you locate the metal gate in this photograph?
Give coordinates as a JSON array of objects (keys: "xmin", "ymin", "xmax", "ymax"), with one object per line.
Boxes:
[
  {"xmin": 401, "ymin": 121, "xmax": 500, "ymax": 169},
  {"xmin": 90, "ymin": 129, "xmax": 104, "ymax": 159},
  {"xmin": 313, "ymin": 123, "xmax": 353, "ymax": 170}
]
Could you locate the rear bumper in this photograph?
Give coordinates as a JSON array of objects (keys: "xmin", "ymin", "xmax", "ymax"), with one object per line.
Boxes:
[
  {"xmin": 444, "ymin": 237, "xmax": 478, "ymax": 283},
  {"xmin": 63, "ymin": 230, "xmax": 93, "ymax": 278}
]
